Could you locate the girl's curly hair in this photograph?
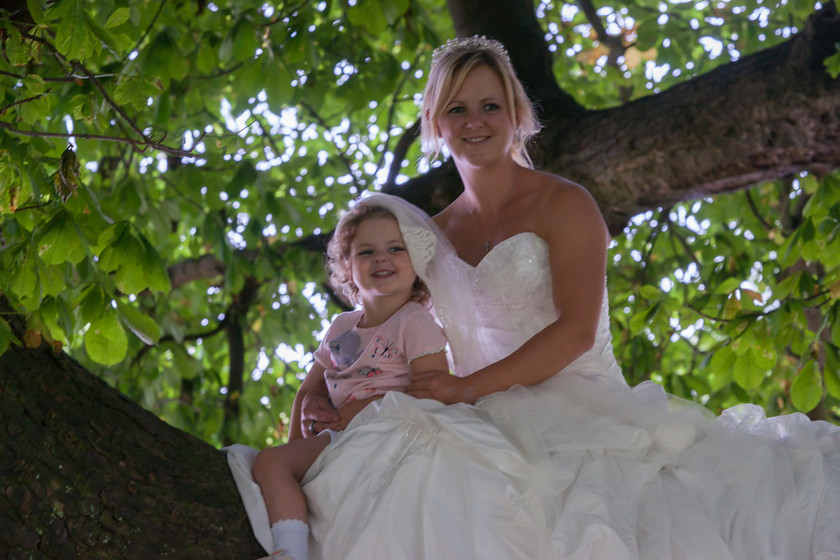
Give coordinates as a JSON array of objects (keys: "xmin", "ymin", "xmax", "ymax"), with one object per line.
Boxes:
[{"xmin": 326, "ymin": 202, "xmax": 431, "ymax": 308}]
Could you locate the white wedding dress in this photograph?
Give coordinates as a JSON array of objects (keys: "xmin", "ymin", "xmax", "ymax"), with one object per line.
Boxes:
[{"xmin": 226, "ymin": 193, "xmax": 840, "ymax": 560}]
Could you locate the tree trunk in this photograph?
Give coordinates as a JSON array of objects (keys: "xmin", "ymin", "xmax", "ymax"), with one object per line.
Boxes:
[{"xmin": 0, "ymin": 298, "xmax": 263, "ymax": 559}]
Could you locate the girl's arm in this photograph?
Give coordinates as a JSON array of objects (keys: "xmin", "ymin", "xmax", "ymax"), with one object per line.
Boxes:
[
  {"xmin": 289, "ymin": 361, "xmax": 338, "ymax": 440},
  {"xmin": 409, "ymin": 181, "xmax": 608, "ymax": 404}
]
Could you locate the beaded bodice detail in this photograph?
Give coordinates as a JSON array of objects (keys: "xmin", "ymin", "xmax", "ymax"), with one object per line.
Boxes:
[{"xmin": 401, "ymin": 229, "xmax": 622, "ymax": 382}]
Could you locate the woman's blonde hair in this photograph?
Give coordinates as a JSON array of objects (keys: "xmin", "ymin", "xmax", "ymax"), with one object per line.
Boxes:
[
  {"xmin": 421, "ymin": 36, "xmax": 541, "ymax": 168},
  {"xmin": 326, "ymin": 202, "xmax": 431, "ymax": 307}
]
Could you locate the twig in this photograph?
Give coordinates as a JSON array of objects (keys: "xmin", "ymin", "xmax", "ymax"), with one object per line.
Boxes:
[
  {"xmin": 375, "ymin": 50, "xmax": 421, "ymax": 178},
  {"xmin": 299, "ymin": 101, "xmax": 364, "ymax": 192},
  {"xmin": 576, "ymin": 0, "xmax": 625, "ymax": 65},
  {"xmin": 0, "ymin": 122, "xmax": 195, "ymax": 157},
  {"xmin": 744, "ymin": 188, "xmax": 775, "ymax": 231},
  {"xmin": 130, "ymin": 0, "xmax": 167, "ymax": 55},
  {"xmin": 0, "ymin": 91, "xmax": 51, "ymax": 116},
  {"xmin": 384, "ymin": 120, "xmax": 420, "ymax": 189}
]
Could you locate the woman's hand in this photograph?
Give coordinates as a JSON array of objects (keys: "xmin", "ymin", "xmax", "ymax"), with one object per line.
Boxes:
[
  {"xmin": 407, "ymin": 370, "xmax": 474, "ymax": 404},
  {"xmin": 321, "ymin": 395, "xmax": 382, "ymax": 432},
  {"xmin": 301, "ymin": 390, "xmax": 339, "ymax": 437}
]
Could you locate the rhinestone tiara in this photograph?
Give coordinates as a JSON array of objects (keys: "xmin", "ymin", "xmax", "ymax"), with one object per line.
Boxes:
[{"xmin": 431, "ymin": 35, "xmax": 510, "ymax": 68}]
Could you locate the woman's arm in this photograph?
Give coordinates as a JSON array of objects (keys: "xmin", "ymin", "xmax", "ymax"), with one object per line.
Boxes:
[
  {"xmin": 409, "ymin": 181, "xmax": 608, "ymax": 404},
  {"xmin": 289, "ymin": 362, "xmax": 338, "ymax": 440}
]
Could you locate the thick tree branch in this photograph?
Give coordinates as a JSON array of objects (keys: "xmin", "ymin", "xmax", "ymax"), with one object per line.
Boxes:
[
  {"xmin": 0, "ymin": 301, "xmax": 262, "ymax": 558},
  {"xmin": 399, "ymin": 3, "xmax": 840, "ymax": 236},
  {"xmin": 543, "ymin": 3, "xmax": 840, "ymax": 233}
]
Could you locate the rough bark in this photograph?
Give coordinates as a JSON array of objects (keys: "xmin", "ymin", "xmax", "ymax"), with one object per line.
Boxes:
[{"xmin": 0, "ymin": 298, "xmax": 263, "ymax": 559}]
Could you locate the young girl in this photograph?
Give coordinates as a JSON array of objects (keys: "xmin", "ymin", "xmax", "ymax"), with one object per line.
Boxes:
[{"xmin": 250, "ymin": 201, "xmax": 449, "ymax": 560}]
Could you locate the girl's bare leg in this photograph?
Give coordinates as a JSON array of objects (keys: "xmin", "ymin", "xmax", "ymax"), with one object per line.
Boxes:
[{"xmin": 252, "ymin": 434, "xmax": 331, "ymax": 523}]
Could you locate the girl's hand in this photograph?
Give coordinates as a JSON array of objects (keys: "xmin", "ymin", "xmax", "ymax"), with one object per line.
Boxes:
[
  {"xmin": 407, "ymin": 371, "xmax": 474, "ymax": 404},
  {"xmin": 301, "ymin": 391, "xmax": 339, "ymax": 437}
]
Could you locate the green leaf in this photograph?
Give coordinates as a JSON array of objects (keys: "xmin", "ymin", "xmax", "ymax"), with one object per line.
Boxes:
[
  {"xmin": 790, "ymin": 360, "xmax": 823, "ymax": 412},
  {"xmin": 3, "ymin": 26, "xmax": 31, "ymax": 66},
  {"xmin": 26, "ymin": 0, "xmax": 46, "ymax": 24},
  {"xmin": 84, "ymin": 307, "xmax": 128, "ymax": 365},
  {"xmin": 825, "ymin": 345, "xmax": 840, "ymax": 400},
  {"xmin": 138, "ymin": 235, "xmax": 172, "ymax": 294},
  {"xmin": 36, "ymin": 211, "xmax": 86, "ymax": 265},
  {"xmin": 38, "ymin": 262, "xmax": 66, "ymax": 297},
  {"xmin": 638, "ymin": 284, "xmax": 661, "ymax": 300},
  {"xmin": 263, "ymin": 57, "xmax": 294, "ymax": 107},
  {"xmin": 713, "ymin": 276, "xmax": 742, "ymax": 295},
  {"xmin": 39, "ymin": 296, "xmax": 73, "ymax": 342},
  {"xmin": 733, "ymin": 347, "xmax": 766, "ymax": 390},
  {"xmin": 54, "ymin": 0, "xmax": 97, "ymax": 61},
  {"xmin": 348, "ymin": 0, "xmax": 388, "ymax": 34},
  {"xmin": 114, "ymin": 77, "xmax": 161, "ymax": 111},
  {"xmin": 99, "ymin": 223, "xmax": 170, "ymax": 294},
  {"xmin": 104, "ymin": 7, "xmax": 130, "ymax": 29},
  {"xmin": 85, "ymin": 12, "xmax": 133, "ymax": 54},
  {"xmin": 10, "ymin": 249, "xmax": 39, "ymax": 303},
  {"xmin": 78, "ymin": 284, "xmax": 107, "ymax": 325},
  {"xmin": 708, "ymin": 345, "xmax": 736, "ymax": 391},
  {"xmin": 117, "ymin": 300, "xmax": 161, "ymax": 345},
  {"xmin": 232, "ymin": 21, "xmax": 259, "ymax": 62},
  {"xmin": 23, "ymin": 73, "xmax": 46, "ymax": 96},
  {"xmin": 195, "ymin": 41, "xmax": 218, "ymax": 74},
  {"xmin": 0, "ymin": 316, "xmax": 21, "ymax": 355},
  {"xmin": 171, "ymin": 345, "xmax": 201, "ymax": 380}
]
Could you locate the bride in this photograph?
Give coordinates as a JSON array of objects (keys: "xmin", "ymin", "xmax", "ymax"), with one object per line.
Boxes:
[{"xmin": 229, "ymin": 36, "xmax": 840, "ymax": 559}]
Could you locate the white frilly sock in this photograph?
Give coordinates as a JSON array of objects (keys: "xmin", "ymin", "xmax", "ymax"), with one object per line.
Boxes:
[{"xmin": 269, "ymin": 518, "xmax": 309, "ymax": 560}]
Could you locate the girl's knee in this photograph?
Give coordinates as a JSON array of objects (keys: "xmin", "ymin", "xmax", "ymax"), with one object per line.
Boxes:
[{"xmin": 252, "ymin": 447, "xmax": 282, "ymax": 483}]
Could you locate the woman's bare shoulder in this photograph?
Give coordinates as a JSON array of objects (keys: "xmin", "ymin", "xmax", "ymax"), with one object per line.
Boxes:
[{"xmin": 523, "ymin": 169, "xmax": 601, "ymax": 221}]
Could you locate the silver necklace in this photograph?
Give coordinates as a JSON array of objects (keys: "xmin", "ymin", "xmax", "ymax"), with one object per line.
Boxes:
[{"xmin": 468, "ymin": 168, "xmax": 519, "ymax": 253}]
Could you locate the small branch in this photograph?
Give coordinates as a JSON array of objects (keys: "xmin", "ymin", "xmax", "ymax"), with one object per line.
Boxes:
[
  {"xmin": 130, "ymin": 0, "xmax": 167, "ymax": 55},
  {"xmin": 576, "ymin": 0, "xmax": 625, "ymax": 65},
  {"xmin": 299, "ymin": 101, "xmax": 364, "ymax": 192},
  {"xmin": 193, "ymin": 61, "xmax": 245, "ymax": 81},
  {"xmin": 384, "ymin": 120, "xmax": 420, "ymax": 189},
  {"xmin": 0, "ymin": 122, "xmax": 195, "ymax": 157},
  {"xmin": 131, "ymin": 318, "xmax": 228, "ymax": 365},
  {"xmin": 375, "ymin": 50, "xmax": 421, "ymax": 180},
  {"xmin": 744, "ymin": 188, "xmax": 775, "ymax": 231},
  {"xmin": 252, "ymin": 113, "xmax": 283, "ymax": 159},
  {"xmin": 17, "ymin": 29, "xmax": 182, "ymax": 155},
  {"xmin": 0, "ymin": 91, "xmax": 50, "ymax": 116},
  {"xmin": 67, "ymin": 60, "xmax": 150, "ymax": 143},
  {"xmin": 267, "ymin": 0, "xmax": 316, "ymax": 25}
]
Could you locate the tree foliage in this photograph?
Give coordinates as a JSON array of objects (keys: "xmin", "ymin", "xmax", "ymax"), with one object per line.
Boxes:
[{"xmin": 1, "ymin": 0, "xmax": 839, "ymax": 455}]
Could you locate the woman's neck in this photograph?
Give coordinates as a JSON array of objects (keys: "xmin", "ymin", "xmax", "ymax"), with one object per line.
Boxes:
[{"xmin": 458, "ymin": 160, "xmax": 521, "ymax": 212}]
